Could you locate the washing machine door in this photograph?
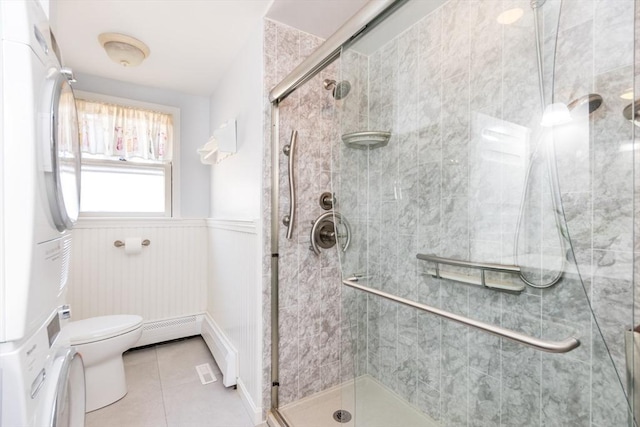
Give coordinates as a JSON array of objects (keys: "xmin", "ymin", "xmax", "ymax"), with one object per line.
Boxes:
[
  {"xmin": 38, "ymin": 347, "xmax": 86, "ymax": 427},
  {"xmin": 44, "ymin": 70, "xmax": 81, "ymax": 232}
]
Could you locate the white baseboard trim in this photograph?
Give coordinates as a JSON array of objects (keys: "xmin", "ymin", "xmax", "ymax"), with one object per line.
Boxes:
[
  {"xmin": 201, "ymin": 313, "xmax": 238, "ymax": 388},
  {"xmin": 237, "ymin": 378, "xmax": 264, "ymax": 426},
  {"xmin": 134, "ymin": 314, "xmax": 203, "ymax": 347}
]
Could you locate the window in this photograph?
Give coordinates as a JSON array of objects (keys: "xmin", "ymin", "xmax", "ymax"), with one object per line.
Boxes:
[
  {"xmin": 80, "ymin": 160, "xmax": 171, "ymax": 214},
  {"xmin": 75, "ymin": 92, "xmax": 180, "ymax": 217}
]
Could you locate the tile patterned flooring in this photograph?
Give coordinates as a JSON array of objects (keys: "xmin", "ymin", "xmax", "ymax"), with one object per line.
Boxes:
[{"xmin": 86, "ymin": 336, "xmax": 256, "ymax": 427}]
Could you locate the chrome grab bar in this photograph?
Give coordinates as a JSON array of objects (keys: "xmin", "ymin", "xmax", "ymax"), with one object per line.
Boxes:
[
  {"xmin": 342, "ymin": 278, "xmax": 580, "ymax": 354},
  {"xmin": 282, "ymin": 130, "xmax": 297, "ymax": 240}
]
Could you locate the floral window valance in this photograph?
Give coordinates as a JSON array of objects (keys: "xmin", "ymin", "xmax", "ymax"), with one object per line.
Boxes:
[{"xmin": 76, "ymin": 99, "xmax": 173, "ymax": 162}]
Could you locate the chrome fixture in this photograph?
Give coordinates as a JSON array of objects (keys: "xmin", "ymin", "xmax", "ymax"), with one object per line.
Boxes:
[
  {"xmin": 530, "ymin": 0, "xmax": 547, "ymax": 9},
  {"xmin": 568, "ymin": 93, "xmax": 603, "ymax": 115},
  {"xmin": 515, "ymin": 0, "xmax": 568, "ymax": 289},
  {"xmin": 310, "ymin": 211, "xmax": 351, "ymax": 255},
  {"xmin": 333, "ymin": 410, "xmax": 352, "ymax": 423},
  {"xmin": 342, "ymin": 130, "xmax": 391, "ymax": 149},
  {"xmin": 114, "ymin": 239, "xmax": 150, "ymax": 248},
  {"xmin": 626, "ymin": 326, "xmax": 640, "ymax": 427},
  {"xmin": 323, "ymin": 79, "xmax": 351, "ymax": 100},
  {"xmin": 343, "ymin": 277, "xmax": 580, "ymax": 354},
  {"xmin": 530, "ymin": 0, "xmax": 549, "ymax": 110},
  {"xmin": 282, "ymin": 130, "xmax": 298, "ymax": 240},
  {"xmin": 319, "ymin": 192, "xmax": 334, "ymax": 210},
  {"xmin": 417, "ymin": 253, "xmax": 524, "ymax": 293},
  {"xmin": 623, "ymin": 99, "xmax": 640, "ymax": 125}
]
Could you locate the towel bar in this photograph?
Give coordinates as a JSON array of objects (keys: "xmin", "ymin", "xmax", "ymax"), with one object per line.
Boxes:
[
  {"xmin": 113, "ymin": 239, "xmax": 150, "ymax": 248},
  {"xmin": 343, "ymin": 277, "xmax": 580, "ymax": 354}
]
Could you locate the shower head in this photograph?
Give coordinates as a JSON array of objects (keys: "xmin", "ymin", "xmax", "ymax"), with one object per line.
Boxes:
[
  {"xmin": 323, "ymin": 79, "xmax": 351, "ymax": 100},
  {"xmin": 567, "ymin": 93, "xmax": 603, "ymax": 115},
  {"xmin": 623, "ymin": 99, "xmax": 640, "ymax": 126}
]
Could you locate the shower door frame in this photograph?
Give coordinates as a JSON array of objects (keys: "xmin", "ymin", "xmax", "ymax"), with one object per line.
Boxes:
[{"xmin": 267, "ymin": 1, "xmax": 406, "ymax": 424}]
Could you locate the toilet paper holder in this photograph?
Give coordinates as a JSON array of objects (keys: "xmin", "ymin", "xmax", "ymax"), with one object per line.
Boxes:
[{"xmin": 114, "ymin": 239, "xmax": 151, "ymax": 248}]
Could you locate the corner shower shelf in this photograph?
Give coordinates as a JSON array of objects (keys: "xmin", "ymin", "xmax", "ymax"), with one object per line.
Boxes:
[
  {"xmin": 417, "ymin": 253, "xmax": 525, "ymax": 293},
  {"xmin": 342, "ymin": 131, "xmax": 391, "ymax": 149}
]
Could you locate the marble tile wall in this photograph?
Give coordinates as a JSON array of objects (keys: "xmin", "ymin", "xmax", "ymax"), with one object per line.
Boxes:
[
  {"xmin": 261, "ymin": 19, "xmax": 348, "ymax": 413},
  {"xmin": 336, "ymin": 0, "xmax": 637, "ymax": 425}
]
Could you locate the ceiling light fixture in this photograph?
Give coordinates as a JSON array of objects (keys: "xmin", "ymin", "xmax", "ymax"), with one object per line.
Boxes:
[{"xmin": 98, "ymin": 33, "xmax": 150, "ymax": 67}]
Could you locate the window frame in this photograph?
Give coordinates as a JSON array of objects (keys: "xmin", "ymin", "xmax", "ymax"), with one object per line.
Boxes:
[
  {"xmin": 79, "ymin": 158, "xmax": 172, "ymax": 217},
  {"xmin": 74, "ymin": 90, "xmax": 181, "ymax": 218}
]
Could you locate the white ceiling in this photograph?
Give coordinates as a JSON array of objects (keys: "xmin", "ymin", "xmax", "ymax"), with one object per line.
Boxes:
[
  {"xmin": 52, "ymin": 0, "xmax": 368, "ymax": 97},
  {"xmin": 265, "ymin": 0, "xmax": 368, "ymax": 39}
]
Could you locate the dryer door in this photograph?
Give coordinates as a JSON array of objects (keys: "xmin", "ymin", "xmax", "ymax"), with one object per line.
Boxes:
[
  {"xmin": 38, "ymin": 347, "xmax": 86, "ymax": 427},
  {"xmin": 44, "ymin": 71, "xmax": 81, "ymax": 232}
]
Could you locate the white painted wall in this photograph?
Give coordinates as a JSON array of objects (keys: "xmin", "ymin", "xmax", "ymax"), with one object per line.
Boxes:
[
  {"xmin": 208, "ymin": 23, "xmax": 264, "ymax": 220},
  {"xmin": 72, "ymin": 73, "xmax": 211, "ymax": 218},
  {"xmin": 206, "ymin": 23, "xmax": 265, "ymax": 420},
  {"xmin": 206, "ymin": 220, "xmax": 262, "ymax": 422}
]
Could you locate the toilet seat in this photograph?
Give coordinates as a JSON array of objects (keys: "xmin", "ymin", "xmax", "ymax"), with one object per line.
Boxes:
[{"xmin": 64, "ymin": 315, "xmax": 143, "ymax": 345}]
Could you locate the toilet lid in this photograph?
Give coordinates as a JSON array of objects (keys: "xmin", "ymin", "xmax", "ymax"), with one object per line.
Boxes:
[{"xmin": 64, "ymin": 315, "xmax": 143, "ymax": 345}]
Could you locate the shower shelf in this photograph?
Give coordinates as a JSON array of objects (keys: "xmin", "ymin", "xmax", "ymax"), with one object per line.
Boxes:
[
  {"xmin": 417, "ymin": 253, "xmax": 524, "ymax": 293},
  {"xmin": 342, "ymin": 131, "xmax": 391, "ymax": 149}
]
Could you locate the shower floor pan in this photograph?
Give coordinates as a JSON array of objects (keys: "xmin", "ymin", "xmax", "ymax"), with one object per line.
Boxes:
[{"xmin": 270, "ymin": 375, "xmax": 438, "ymax": 427}]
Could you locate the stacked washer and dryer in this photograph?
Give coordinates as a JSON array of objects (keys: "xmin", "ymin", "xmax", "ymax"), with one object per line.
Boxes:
[{"xmin": 0, "ymin": 1, "xmax": 85, "ymax": 426}]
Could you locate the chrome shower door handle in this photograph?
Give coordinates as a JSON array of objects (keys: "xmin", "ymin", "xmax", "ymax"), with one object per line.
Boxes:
[{"xmin": 283, "ymin": 130, "xmax": 297, "ymax": 239}]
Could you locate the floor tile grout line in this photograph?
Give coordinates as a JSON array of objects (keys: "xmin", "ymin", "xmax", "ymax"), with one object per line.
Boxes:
[
  {"xmin": 92, "ymin": 337, "xmax": 253, "ymax": 427},
  {"xmin": 154, "ymin": 345, "xmax": 171, "ymax": 427}
]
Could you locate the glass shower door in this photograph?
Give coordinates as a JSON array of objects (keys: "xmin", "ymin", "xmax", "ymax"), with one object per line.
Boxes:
[{"xmin": 334, "ymin": 0, "xmax": 636, "ymax": 425}]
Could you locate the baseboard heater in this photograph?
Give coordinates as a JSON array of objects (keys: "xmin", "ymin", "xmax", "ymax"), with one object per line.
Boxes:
[
  {"xmin": 131, "ymin": 313, "xmax": 238, "ymax": 388},
  {"xmin": 201, "ymin": 314, "xmax": 238, "ymax": 388},
  {"xmin": 134, "ymin": 315, "xmax": 202, "ymax": 348}
]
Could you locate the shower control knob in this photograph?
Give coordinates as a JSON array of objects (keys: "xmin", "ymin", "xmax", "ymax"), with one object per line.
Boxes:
[{"xmin": 319, "ymin": 192, "xmax": 334, "ymax": 210}]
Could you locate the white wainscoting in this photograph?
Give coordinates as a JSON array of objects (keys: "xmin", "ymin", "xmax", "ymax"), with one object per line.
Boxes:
[
  {"xmin": 67, "ymin": 218, "xmax": 208, "ymax": 322},
  {"xmin": 207, "ymin": 219, "xmax": 262, "ymax": 424}
]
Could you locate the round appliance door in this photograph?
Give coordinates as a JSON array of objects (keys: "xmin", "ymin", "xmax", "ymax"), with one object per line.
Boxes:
[
  {"xmin": 38, "ymin": 347, "xmax": 86, "ymax": 427},
  {"xmin": 44, "ymin": 71, "xmax": 81, "ymax": 232}
]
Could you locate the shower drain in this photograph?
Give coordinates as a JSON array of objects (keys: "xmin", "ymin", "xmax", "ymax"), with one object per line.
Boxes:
[{"xmin": 333, "ymin": 410, "xmax": 352, "ymax": 423}]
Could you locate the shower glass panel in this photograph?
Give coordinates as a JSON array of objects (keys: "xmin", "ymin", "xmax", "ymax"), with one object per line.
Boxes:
[{"xmin": 334, "ymin": 0, "xmax": 636, "ymax": 425}]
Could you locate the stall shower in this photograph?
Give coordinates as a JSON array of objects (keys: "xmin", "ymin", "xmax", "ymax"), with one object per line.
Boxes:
[{"xmin": 265, "ymin": 0, "xmax": 640, "ymax": 425}]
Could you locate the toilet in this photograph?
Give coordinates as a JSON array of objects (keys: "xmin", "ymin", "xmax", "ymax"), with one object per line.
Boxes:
[{"xmin": 62, "ymin": 315, "xmax": 143, "ymax": 412}]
